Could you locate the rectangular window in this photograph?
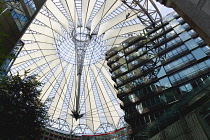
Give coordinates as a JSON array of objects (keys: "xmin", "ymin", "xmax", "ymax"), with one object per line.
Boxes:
[
  {"xmin": 164, "ymin": 54, "xmax": 195, "ymax": 73},
  {"xmin": 192, "ymin": 48, "xmax": 207, "ymax": 60},
  {"xmin": 188, "ymin": 29, "xmax": 197, "ymax": 36},
  {"xmin": 182, "ymin": 23, "xmax": 190, "ymax": 30},
  {"xmin": 194, "ymin": 37, "xmax": 204, "ymax": 45},
  {"xmin": 169, "ymin": 20, "xmax": 179, "ymax": 27},
  {"xmin": 184, "ymin": 39, "xmax": 198, "ymax": 50},
  {"xmin": 202, "ymin": 45, "xmax": 210, "ymax": 55},
  {"xmin": 163, "ymin": 45, "xmax": 188, "ymax": 63},
  {"xmin": 179, "ymin": 32, "xmax": 191, "ymax": 42},
  {"xmin": 157, "ymin": 66, "xmax": 166, "ymax": 78},
  {"xmin": 159, "ymin": 77, "xmax": 172, "ymax": 89},
  {"xmin": 174, "ymin": 25, "xmax": 185, "ymax": 34}
]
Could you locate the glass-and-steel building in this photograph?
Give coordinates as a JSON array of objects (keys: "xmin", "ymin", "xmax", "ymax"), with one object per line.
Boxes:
[{"xmin": 106, "ymin": 12, "xmax": 210, "ymax": 138}]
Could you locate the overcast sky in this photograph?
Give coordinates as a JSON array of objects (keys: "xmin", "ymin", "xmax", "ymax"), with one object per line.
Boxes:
[{"xmin": 154, "ymin": 1, "xmax": 174, "ymax": 17}]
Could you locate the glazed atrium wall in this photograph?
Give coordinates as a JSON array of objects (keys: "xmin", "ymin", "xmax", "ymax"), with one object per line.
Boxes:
[
  {"xmin": 0, "ymin": 0, "xmax": 46, "ymax": 67},
  {"xmin": 106, "ymin": 12, "xmax": 210, "ymax": 137}
]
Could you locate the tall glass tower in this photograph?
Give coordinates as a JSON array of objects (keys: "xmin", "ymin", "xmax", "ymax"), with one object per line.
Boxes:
[{"xmin": 106, "ymin": 12, "xmax": 210, "ymax": 138}]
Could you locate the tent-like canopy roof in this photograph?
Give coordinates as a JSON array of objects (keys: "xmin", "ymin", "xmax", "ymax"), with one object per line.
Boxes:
[{"xmin": 10, "ymin": 0, "xmax": 162, "ymax": 135}]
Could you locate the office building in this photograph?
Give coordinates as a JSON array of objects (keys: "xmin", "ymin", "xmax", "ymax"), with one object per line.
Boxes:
[{"xmin": 106, "ymin": 12, "xmax": 210, "ymax": 139}]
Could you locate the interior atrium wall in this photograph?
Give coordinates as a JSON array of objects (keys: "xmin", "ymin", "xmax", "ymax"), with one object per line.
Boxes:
[{"xmin": 106, "ymin": 12, "xmax": 210, "ymax": 137}]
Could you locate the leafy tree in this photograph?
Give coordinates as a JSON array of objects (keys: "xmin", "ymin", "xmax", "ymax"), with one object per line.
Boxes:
[
  {"xmin": 0, "ymin": 25, "xmax": 9, "ymax": 66},
  {"xmin": 0, "ymin": 71, "xmax": 49, "ymax": 139}
]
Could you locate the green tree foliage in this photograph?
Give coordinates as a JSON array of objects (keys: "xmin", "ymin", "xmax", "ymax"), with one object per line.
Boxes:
[
  {"xmin": 0, "ymin": 1, "xmax": 12, "ymax": 66},
  {"xmin": 0, "ymin": 28, "xmax": 9, "ymax": 65},
  {"xmin": 0, "ymin": 72, "xmax": 49, "ymax": 139}
]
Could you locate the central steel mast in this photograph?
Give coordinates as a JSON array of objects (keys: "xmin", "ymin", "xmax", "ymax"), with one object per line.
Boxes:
[{"xmin": 71, "ymin": 28, "xmax": 91, "ymax": 120}]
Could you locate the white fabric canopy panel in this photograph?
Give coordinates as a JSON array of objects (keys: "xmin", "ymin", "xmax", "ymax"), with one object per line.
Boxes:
[{"xmin": 10, "ymin": 0, "xmax": 162, "ymax": 135}]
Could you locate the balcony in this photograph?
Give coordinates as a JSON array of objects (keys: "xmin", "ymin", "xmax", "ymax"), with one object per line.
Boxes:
[
  {"xmin": 124, "ymin": 102, "xmax": 172, "ymax": 122},
  {"xmin": 107, "ymin": 55, "xmax": 120, "ymax": 66},
  {"xmin": 117, "ymin": 78, "xmax": 158, "ymax": 97},
  {"xmin": 157, "ymin": 40, "xmax": 183, "ymax": 57},
  {"xmin": 121, "ymin": 90, "xmax": 163, "ymax": 110},
  {"xmin": 124, "ymin": 42, "xmax": 144, "ymax": 56},
  {"xmin": 111, "ymin": 58, "xmax": 151, "ymax": 80},
  {"xmin": 160, "ymin": 49, "xmax": 190, "ymax": 65}
]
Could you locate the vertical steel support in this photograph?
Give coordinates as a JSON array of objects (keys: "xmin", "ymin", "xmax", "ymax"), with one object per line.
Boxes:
[{"xmin": 71, "ymin": 29, "xmax": 90, "ymax": 120}]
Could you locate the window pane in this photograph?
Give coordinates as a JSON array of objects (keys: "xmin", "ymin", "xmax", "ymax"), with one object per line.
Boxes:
[
  {"xmin": 179, "ymin": 32, "xmax": 191, "ymax": 41},
  {"xmin": 159, "ymin": 77, "xmax": 172, "ymax": 89},
  {"xmin": 185, "ymin": 39, "xmax": 198, "ymax": 50},
  {"xmin": 192, "ymin": 48, "xmax": 206, "ymax": 60},
  {"xmin": 174, "ymin": 25, "xmax": 185, "ymax": 34}
]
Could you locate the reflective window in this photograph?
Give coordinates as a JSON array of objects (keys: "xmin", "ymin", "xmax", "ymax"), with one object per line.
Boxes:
[
  {"xmin": 174, "ymin": 25, "xmax": 185, "ymax": 34},
  {"xmin": 179, "ymin": 32, "xmax": 191, "ymax": 41},
  {"xmin": 165, "ymin": 37, "xmax": 182, "ymax": 49},
  {"xmin": 202, "ymin": 46, "xmax": 210, "ymax": 55},
  {"xmin": 157, "ymin": 66, "xmax": 166, "ymax": 78},
  {"xmin": 185, "ymin": 39, "xmax": 198, "ymax": 50},
  {"xmin": 204, "ymin": 59, "xmax": 210, "ymax": 67},
  {"xmin": 182, "ymin": 23, "xmax": 190, "ymax": 30},
  {"xmin": 136, "ymin": 103, "xmax": 143, "ymax": 114},
  {"xmin": 164, "ymin": 54, "xmax": 195, "ymax": 72},
  {"xmin": 198, "ymin": 59, "xmax": 210, "ymax": 71},
  {"xmin": 177, "ymin": 18, "xmax": 184, "ymax": 23},
  {"xmin": 169, "ymin": 19, "xmax": 179, "ymax": 27},
  {"xmin": 169, "ymin": 61, "xmax": 210, "ymax": 86},
  {"xmin": 24, "ymin": 0, "xmax": 36, "ymax": 16},
  {"xmin": 159, "ymin": 77, "xmax": 172, "ymax": 89},
  {"xmin": 164, "ymin": 14, "xmax": 174, "ymax": 21},
  {"xmin": 194, "ymin": 37, "xmax": 204, "ymax": 45},
  {"xmin": 163, "ymin": 45, "xmax": 188, "ymax": 62},
  {"xmin": 188, "ymin": 29, "xmax": 197, "ymax": 36},
  {"xmin": 164, "ymin": 91, "xmax": 177, "ymax": 103},
  {"xmin": 179, "ymin": 83, "xmax": 193, "ymax": 94},
  {"xmin": 192, "ymin": 48, "xmax": 206, "ymax": 60},
  {"xmin": 166, "ymin": 30, "xmax": 176, "ymax": 38}
]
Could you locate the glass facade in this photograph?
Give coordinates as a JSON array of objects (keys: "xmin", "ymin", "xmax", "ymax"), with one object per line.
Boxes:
[
  {"xmin": 106, "ymin": 12, "xmax": 210, "ymax": 135},
  {"xmin": 5, "ymin": 0, "xmax": 28, "ymax": 30},
  {"xmin": 4, "ymin": 0, "xmax": 37, "ymax": 30},
  {"xmin": 24, "ymin": 0, "xmax": 36, "ymax": 16}
]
